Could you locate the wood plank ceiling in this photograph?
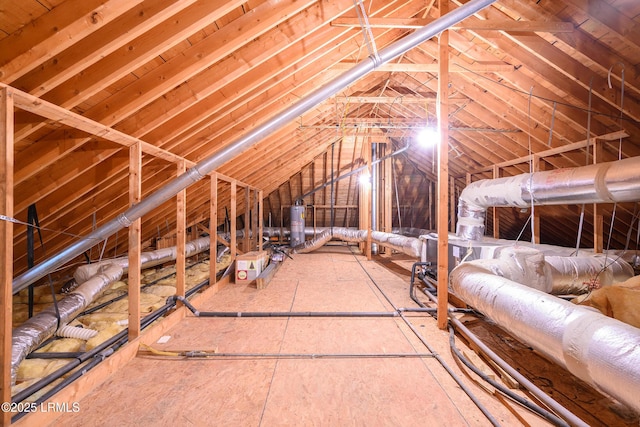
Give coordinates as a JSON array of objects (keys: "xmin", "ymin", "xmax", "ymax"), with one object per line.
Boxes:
[{"xmin": 1, "ymin": 0, "xmax": 639, "ymax": 279}]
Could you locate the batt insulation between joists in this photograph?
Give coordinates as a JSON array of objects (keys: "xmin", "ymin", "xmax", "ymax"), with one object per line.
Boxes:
[{"xmin": 12, "ymin": 237, "xmax": 226, "ymax": 397}]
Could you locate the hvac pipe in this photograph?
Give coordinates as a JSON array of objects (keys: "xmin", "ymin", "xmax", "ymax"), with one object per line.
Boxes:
[
  {"xmin": 13, "ymin": 0, "xmax": 497, "ymax": 294},
  {"xmin": 10, "ymin": 237, "xmax": 210, "ymax": 385},
  {"xmin": 449, "ymin": 318, "xmax": 588, "ymax": 427},
  {"xmin": 408, "ymin": 269, "xmax": 577, "ymax": 426},
  {"xmin": 423, "ymin": 260, "xmax": 583, "ymax": 426},
  {"xmin": 457, "ymin": 156, "xmax": 640, "ymax": 240},
  {"xmin": 261, "ymin": 226, "xmax": 432, "ymax": 239},
  {"xmin": 73, "ymin": 236, "xmax": 210, "ymax": 283},
  {"xmin": 291, "ymin": 227, "xmax": 422, "ymax": 258},
  {"xmin": 545, "ymin": 253, "xmax": 634, "ymax": 294},
  {"xmin": 172, "ymin": 296, "xmax": 398, "ymax": 318},
  {"xmin": 12, "ymin": 270, "xmax": 212, "ymax": 407},
  {"xmin": 446, "ymin": 245, "xmax": 635, "ymax": 294},
  {"xmin": 450, "ymin": 262, "xmax": 640, "ymax": 414}
]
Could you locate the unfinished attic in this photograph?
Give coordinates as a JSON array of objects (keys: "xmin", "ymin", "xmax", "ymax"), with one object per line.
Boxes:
[{"xmin": 2, "ymin": 0, "xmax": 640, "ymax": 425}]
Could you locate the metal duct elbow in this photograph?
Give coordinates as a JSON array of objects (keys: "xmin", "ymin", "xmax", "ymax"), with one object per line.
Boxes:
[
  {"xmin": 457, "ymin": 156, "xmax": 640, "ymax": 240},
  {"xmin": 457, "ymin": 175, "xmax": 529, "ymax": 240},
  {"xmin": 450, "ymin": 261, "xmax": 640, "ymax": 413}
]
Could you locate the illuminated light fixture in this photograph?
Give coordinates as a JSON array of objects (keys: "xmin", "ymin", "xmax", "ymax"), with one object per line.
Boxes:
[
  {"xmin": 358, "ymin": 172, "xmax": 371, "ymax": 185},
  {"xmin": 417, "ymin": 127, "xmax": 439, "ymax": 147}
]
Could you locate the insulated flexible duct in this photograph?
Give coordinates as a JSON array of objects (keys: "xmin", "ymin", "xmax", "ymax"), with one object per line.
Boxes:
[
  {"xmin": 261, "ymin": 226, "xmax": 432, "ymax": 239},
  {"xmin": 12, "ymin": 0, "xmax": 498, "ymax": 295},
  {"xmin": 545, "ymin": 254, "xmax": 634, "ymax": 294},
  {"xmin": 11, "ymin": 263, "xmax": 123, "ymax": 384},
  {"xmin": 292, "ymin": 227, "xmax": 422, "ymax": 258},
  {"xmin": 73, "ymin": 237, "xmax": 210, "ymax": 284},
  {"xmin": 450, "ymin": 260, "xmax": 640, "ymax": 413},
  {"xmin": 476, "ymin": 245, "xmax": 634, "ymax": 294},
  {"xmin": 11, "ymin": 237, "xmax": 211, "ymax": 385},
  {"xmin": 457, "ymin": 156, "xmax": 640, "ymax": 240}
]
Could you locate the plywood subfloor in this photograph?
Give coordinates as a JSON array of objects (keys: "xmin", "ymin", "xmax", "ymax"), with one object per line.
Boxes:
[{"xmin": 48, "ymin": 245, "xmax": 628, "ymax": 426}]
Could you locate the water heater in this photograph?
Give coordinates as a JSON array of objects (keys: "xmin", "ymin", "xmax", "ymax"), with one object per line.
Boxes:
[{"xmin": 290, "ymin": 203, "xmax": 305, "ymax": 247}]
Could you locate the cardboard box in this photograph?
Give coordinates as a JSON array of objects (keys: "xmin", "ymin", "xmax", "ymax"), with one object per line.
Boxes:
[{"xmin": 235, "ymin": 251, "xmax": 269, "ymax": 284}]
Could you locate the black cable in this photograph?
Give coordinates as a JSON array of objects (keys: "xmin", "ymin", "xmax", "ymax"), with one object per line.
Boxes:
[
  {"xmin": 412, "ymin": 263, "xmax": 584, "ymax": 425},
  {"xmin": 448, "ymin": 326, "xmax": 569, "ymax": 427},
  {"xmin": 349, "ymin": 247, "xmax": 502, "ymax": 427},
  {"xmin": 26, "ymin": 352, "xmax": 84, "ymax": 360},
  {"xmin": 12, "ymin": 275, "xmax": 212, "ymax": 408}
]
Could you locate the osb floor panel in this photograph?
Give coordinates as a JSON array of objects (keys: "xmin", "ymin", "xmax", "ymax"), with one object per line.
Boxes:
[{"xmin": 50, "ymin": 245, "xmax": 630, "ymax": 426}]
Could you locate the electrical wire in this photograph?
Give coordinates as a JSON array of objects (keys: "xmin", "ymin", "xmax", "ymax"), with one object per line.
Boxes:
[
  {"xmin": 447, "ymin": 327, "xmax": 570, "ymax": 427},
  {"xmin": 348, "ymin": 247, "xmax": 502, "ymax": 427},
  {"xmin": 454, "ymin": 63, "xmax": 636, "ymax": 123},
  {"xmin": 409, "ymin": 261, "xmax": 587, "ymax": 426},
  {"xmin": 0, "ymin": 214, "xmax": 102, "ymax": 241}
]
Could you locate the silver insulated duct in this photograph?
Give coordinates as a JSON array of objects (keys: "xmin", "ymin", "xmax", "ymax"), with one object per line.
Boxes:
[
  {"xmin": 449, "ymin": 153, "xmax": 640, "ymax": 412},
  {"xmin": 450, "ymin": 256, "xmax": 640, "ymax": 413},
  {"xmin": 11, "ymin": 237, "xmax": 210, "ymax": 384},
  {"xmin": 12, "ymin": 0, "xmax": 498, "ymax": 294},
  {"xmin": 11, "ymin": 263, "xmax": 124, "ymax": 384},
  {"xmin": 292, "ymin": 227, "xmax": 422, "ymax": 258},
  {"xmin": 457, "ymin": 156, "xmax": 640, "ymax": 240}
]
